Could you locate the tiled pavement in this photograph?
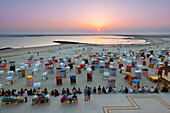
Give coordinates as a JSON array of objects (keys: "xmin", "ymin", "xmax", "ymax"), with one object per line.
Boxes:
[{"xmin": 1, "ymin": 93, "xmax": 170, "ymax": 113}]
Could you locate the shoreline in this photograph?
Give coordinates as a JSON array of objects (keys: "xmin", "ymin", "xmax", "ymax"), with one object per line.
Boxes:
[{"xmin": 0, "ymin": 35, "xmax": 170, "ymax": 57}]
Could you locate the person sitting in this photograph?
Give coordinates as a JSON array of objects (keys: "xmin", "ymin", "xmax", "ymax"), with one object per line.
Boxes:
[
  {"xmin": 133, "ymin": 86, "xmax": 138, "ymax": 93},
  {"xmin": 2, "ymin": 94, "xmax": 7, "ymax": 100},
  {"xmin": 32, "ymin": 89, "xmax": 36, "ymax": 95},
  {"xmin": 68, "ymin": 94, "xmax": 73, "ymax": 98},
  {"xmin": 45, "ymin": 93, "xmax": 50, "ymax": 101},
  {"xmin": 98, "ymin": 85, "xmax": 102, "ymax": 93},
  {"xmin": 33, "ymin": 92, "xmax": 38, "ymax": 99},
  {"xmin": 113, "ymin": 87, "xmax": 117, "ymax": 93},
  {"xmin": 77, "ymin": 88, "xmax": 82, "ymax": 94},
  {"xmin": 51, "ymin": 90, "xmax": 55, "ymax": 96},
  {"xmin": 129, "ymin": 87, "xmax": 133, "ymax": 93},
  {"xmin": 54, "ymin": 89, "xmax": 60, "ymax": 97},
  {"xmin": 150, "ymin": 86, "xmax": 155, "ymax": 93},
  {"xmin": 144, "ymin": 86, "xmax": 149, "ymax": 92},
  {"xmin": 105, "ymin": 87, "xmax": 109, "ymax": 94},
  {"xmin": 161, "ymin": 85, "xmax": 168, "ymax": 92},
  {"xmin": 12, "ymin": 89, "xmax": 15, "ymax": 96},
  {"xmin": 102, "ymin": 86, "xmax": 106, "ymax": 93},
  {"xmin": 125, "ymin": 87, "xmax": 129, "ymax": 93},
  {"xmin": 14, "ymin": 90, "xmax": 19, "ymax": 97},
  {"xmin": 60, "ymin": 94, "xmax": 67, "ymax": 102},
  {"xmin": 138, "ymin": 87, "xmax": 142, "ymax": 93},
  {"xmin": 120, "ymin": 86, "xmax": 124, "ymax": 93},
  {"xmin": 28, "ymin": 89, "xmax": 33, "ymax": 96},
  {"xmin": 7, "ymin": 89, "xmax": 11, "ymax": 95},
  {"xmin": 93, "ymin": 87, "xmax": 96, "ymax": 93},
  {"xmin": 44, "ymin": 88, "xmax": 48, "ymax": 95},
  {"xmin": 62, "ymin": 88, "xmax": 65, "ymax": 95},
  {"xmin": 0, "ymin": 88, "xmax": 5, "ymax": 96},
  {"xmin": 66, "ymin": 88, "xmax": 71, "ymax": 95},
  {"xmin": 142, "ymin": 86, "xmax": 145, "ymax": 92},
  {"xmin": 41, "ymin": 93, "xmax": 45, "ymax": 99},
  {"xmin": 154, "ymin": 87, "xmax": 159, "ymax": 93},
  {"xmin": 108, "ymin": 85, "xmax": 112, "ymax": 93},
  {"xmin": 72, "ymin": 87, "xmax": 77, "ymax": 94}
]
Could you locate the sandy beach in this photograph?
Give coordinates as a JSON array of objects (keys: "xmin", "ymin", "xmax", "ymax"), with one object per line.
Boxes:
[{"xmin": 0, "ymin": 36, "xmax": 169, "ymax": 92}]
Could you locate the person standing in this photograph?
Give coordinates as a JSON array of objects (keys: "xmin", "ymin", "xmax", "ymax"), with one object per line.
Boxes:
[
  {"xmin": 87, "ymin": 87, "xmax": 91, "ymax": 100},
  {"xmin": 84, "ymin": 86, "xmax": 88, "ymax": 101},
  {"xmin": 23, "ymin": 89, "xmax": 28, "ymax": 103}
]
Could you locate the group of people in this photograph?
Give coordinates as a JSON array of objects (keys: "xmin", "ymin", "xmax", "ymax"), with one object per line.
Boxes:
[
  {"xmin": 0, "ymin": 85, "xmax": 169, "ymax": 103},
  {"xmin": 0, "ymin": 87, "xmax": 50, "ymax": 103}
]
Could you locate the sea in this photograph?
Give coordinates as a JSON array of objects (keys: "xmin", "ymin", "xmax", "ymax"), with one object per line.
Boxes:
[{"xmin": 0, "ymin": 34, "xmax": 148, "ymax": 48}]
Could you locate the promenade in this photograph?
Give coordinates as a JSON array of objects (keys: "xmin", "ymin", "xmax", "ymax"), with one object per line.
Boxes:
[{"xmin": 1, "ymin": 93, "xmax": 169, "ymax": 113}]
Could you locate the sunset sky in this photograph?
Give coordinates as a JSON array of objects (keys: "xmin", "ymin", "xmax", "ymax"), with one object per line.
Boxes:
[{"xmin": 0, "ymin": 0, "xmax": 170, "ymax": 34}]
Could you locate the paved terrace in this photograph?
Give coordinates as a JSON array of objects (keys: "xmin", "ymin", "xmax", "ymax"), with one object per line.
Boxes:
[{"xmin": 1, "ymin": 93, "xmax": 170, "ymax": 113}]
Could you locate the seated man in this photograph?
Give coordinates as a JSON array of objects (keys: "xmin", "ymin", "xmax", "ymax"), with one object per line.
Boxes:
[
  {"xmin": 120, "ymin": 86, "xmax": 124, "ymax": 93},
  {"xmin": 62, "ymin": 88, "xmax": 65, "ymax": 95}
]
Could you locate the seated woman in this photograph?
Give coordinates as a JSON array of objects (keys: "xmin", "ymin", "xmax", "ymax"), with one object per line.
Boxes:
[
  {"xmin": 98, "ymin": 85, "xmax": 102, "ymax": 93},
  {"xmin": 150, "ymin": 86, "xmax": 155, "ymax": 93},
  {"xmin": 120, "ymin": 86, "xmax": 125, "ymax": 93},
  {"xmin": 44, "ymin": 88, "xmax": 48, "ymax": 95},
  {"xmin": 67, "ymin": 94, "xmax": 73, "ymax": 98},
  {"xmin": 45, "ymin": 93, "xmax": 50, "ymax": 99},
  {"xmin": 77, "ymin": 88, "xmax": 82, "ymax": 94},
  {"xmin": 60, "ymin": 94, "xmax": 68, "ymax": 102},
  {"xmin": 138, "ymin": 87, "xmax": 142, "ymax": 93},
  {"xmin": 54, "ymin": 89, "xmax": 60, "ymax": 97},
  {"xmin": 0, "ymin": 88, "xmax": 5, "ymax": 96},
  {"xmin": 161, "ymin": 85, "xmax": 168, "ymax": 92},
  {"xmin": 105, "ymin": 87, "xmax": 109, "ymax": 94},
  {"xmin": 66, "ymin": 88, "xmax": 71, "ymax": 95},
  {"xmin": 32, "ymin": 89, "xmax": 36, "ymax": 95},
  {"xmin": 133, "ymin": 86, "xmax": 138, "ymax": 93},
  {"xmin": 108, "ymin": 86, "xmax": 112, "ymax": 93},
  {"xmin": 129, "ymin": 87, "xmax": 133, "ymax": 93},
  {"xmin": 93, "ymin": 87, "xmax": 96, "ymax": 93},
  {"xmin": 124, "ymin": 87, "xmax": 129, "ymax": 93},
  {"xmin": 28, "ymin": 89, "xmax": 33, "ymax": 96},
  {"xmin": 14, "ymin": 90, "xmax": 19, "ymax": 97},
  {"xmin": 154, "ymin": 87, "xmax": 159, "ymax": 93},
  {"xmin": 33, "ymin": 92, "xmax": 38, "ymax": 99},
  {"xmin": 113, "ymin": 87, "xmax": 117, "ymax": 93},
  {"xmin": 72, "ymin": 87, "xmax": 77, "ymax": 94},
  {"xmin": 102, "ymin": 86, "xmax": 106, "ymax": 93},
  {"xmin": 62, "ymin": 88, "xmax": 65, "ymax": 95},
  {"xmin": 51, "ymin": 90, "xmax": 55, "ymax": 96},
  {"xmin": 2, "ymin": 94, "xmax": 7, "ymax": 100}
]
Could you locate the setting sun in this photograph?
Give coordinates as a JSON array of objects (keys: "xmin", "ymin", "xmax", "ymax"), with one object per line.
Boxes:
[{"xmin": 98, "ymin": 28, "xmax": 100, "ymax": 31}]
